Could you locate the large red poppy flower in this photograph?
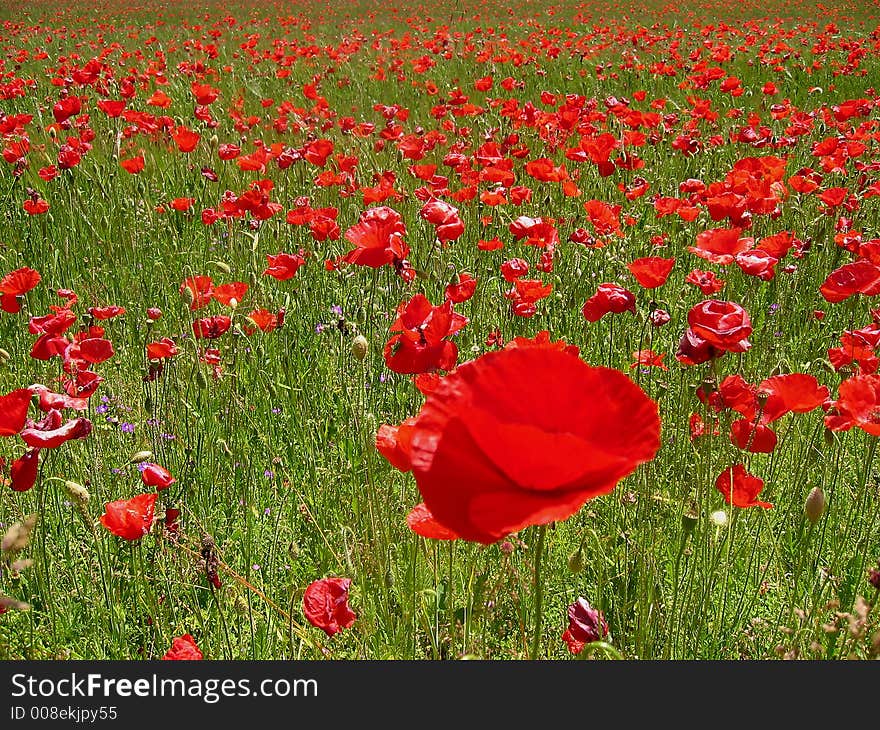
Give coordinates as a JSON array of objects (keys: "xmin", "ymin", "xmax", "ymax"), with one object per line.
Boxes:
[
  {"xmin": 303, "ymin": 577, "xmax": 357, "ymax": 637},
  {"xmin": 162, "ymin": 634, "xmax": 203, "ymax": 660},
  {"xmin": 100, "ymin": 492, "xmax": 158, "ymax": 540},
  {"xmin": 383, "ymin": 341, "xmax": 660, "ymax": 544},
  {"xmin": 715, "ymin": 464, "xmax": 772, "ymax": 509},
  {"xmin": 819, "ymin": 260, "xmax": 880, "ymax": 303},
  {"xmin": 9, "ymin": 449, "xmax": 40, "ymax": 492},
  {"xmin": 687, "ymin": 300, "xmax": 752, "ymax": 352},
  {"xmin": 342, "ymin": 206, "xmax": 408, "ymax": 268},
  {"xmin": 824, "ymin": 375, "xmax": 880, "ymax": 436},
  {"xmin": 561, "ymin": 597, "xmax": 609, "ymax": 655}
]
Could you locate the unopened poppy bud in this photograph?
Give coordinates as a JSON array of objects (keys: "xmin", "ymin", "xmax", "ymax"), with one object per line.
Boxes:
[
  {"xmin": 351, "ymin": 334, "xmax": 369, "ymax": 361},
  {"xmin": 384, "ymin": 569, "xmax": 394, "ymax": 588},
  {"xmin": 196, "ymin": 370, "xmax": 208, "ymax": 389},
  {"xmin": 130, "ymin": 450, "xmax": 153, "ymax": 464},
  {"xmin": 209, "ymin": 134, "xmax": 219, "ymax": 149},
  {"xmin": 567, "ymin": 548, "xmax": 584, "ymax": 573},
  {"xmin": 804, "ymin": 487, "xmax": 825, "ymax": 524},
  {"xmin": 64, "ymin": 480, "xmax": 90, "ymax": 507},
  {"xmin": 0, "ymin": 347, "xmax": 10, "ymax": 363},
  {"xmin": 682, "ymin": 509, "xmax": 699, "ymax": 534}
]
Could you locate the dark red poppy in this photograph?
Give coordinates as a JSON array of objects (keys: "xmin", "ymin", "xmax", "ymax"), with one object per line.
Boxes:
[
  {"xmin": 687, "ymin": 300, "xmax": 752, "ymax": 352},
  {"xmin": 162, "ymin": 634, "xmax": 203, "ymax": 660},
  {"xmin": 99, "ymin": 492, "xmax": 158, "ymax": 540},
  {"xmin": 141, "ymin": 463, "xmax": 176, "ymax": 490},
  {"xmin": 9, "ymin": 449, "xmax": 40, "ymax": 492},
  {"xmin": 582, "ymin": 283, "xmax": 636, "ymax": 322},
  {"xmin": 824, "ymin": 375, "xmax": 880, "ymax": 436},
  {"xmin": 715, "ymin": 464, "xmax": 772, "ymax": 509},
  {"xmin": 627, "ymin": 257, "xmax": 675, "ymax": 289},
  {"xmin": 193, "ymin": 315, "xmax": 231, "ymax": 340},
  {"xmin": 675, "ymin": 328, "xmax": 721, "ymax": 366},
  {"xmin": 561, "ymin": 597, "xmax": 609, "ymax": 655},
  {"xmin": 385, "ymin": 340, "xmax": 660, "ymax": 544},
  {"xmin": 302, "ymin": 577, "xmax": 357, "ymax": 637},
  {"xmin": 0, "ymin": 389, "xmax": 32, "ymax": 437},
  {"xmin": 406, "ymin": 503, "xmax": 459, "ymax": 540}
]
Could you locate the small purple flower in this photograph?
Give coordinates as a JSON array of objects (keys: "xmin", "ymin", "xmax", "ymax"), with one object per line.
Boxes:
[
  {"xmin": 264, "ymin": 470, "xmax": 274, "ymax": 479},
  {"xmin": 315, "ymin": 323, "xmax": 326, "ymax": 334},
  {"xmin": 119, "ymin": 423, "xmax": 136, "ymax": 434},
  {"xmin": 331, "ymin": 305, "xmax": 343, "ymax": 316}
]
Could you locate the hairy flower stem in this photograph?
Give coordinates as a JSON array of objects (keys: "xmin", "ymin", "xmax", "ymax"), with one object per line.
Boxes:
[{"xmin": 530, "ymin": 524, "xmax": 548, "ymax": 660}]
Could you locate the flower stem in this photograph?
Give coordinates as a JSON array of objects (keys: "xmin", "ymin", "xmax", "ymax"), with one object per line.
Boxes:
[{"xmin": 530, "ymin": 524, "xmax": 548, "ymax": 660}]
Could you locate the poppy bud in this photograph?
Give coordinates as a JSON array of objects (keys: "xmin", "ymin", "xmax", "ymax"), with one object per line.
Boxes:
[
  {"xmin": 567, "ymin": 548, "xmax": 584, "ymax": 573},
  {"xmin": 682, "ymin": 509, "xmax": 698, "ymax": 534},
  {"xmin": 0, "ymin": 348, "xmax": 10, "ymax": 364},
  {"xmin": 130, "ymin": 450, "xmax": 153, "ymax": 464},
  {"xmin": 196, "ymin": 370, "xmax": 208, "ymax": 389},
  {"xmin": 384, "ymin": 569, "xmax": 394, "ymax": 588},
  {"xmin": 209, "ymin": 134, "xmax": 218, "ymax": 148},
  {"xmin": 804, "ymin": 487, "xmax": 825, "ymax": 524},
  {"xmin": 351, "ymin": 334, "xmax": 369, "ymax": 361},
  {"xmin": 64, "ymin": 480, "xmax": 90, "ymax": 508}
]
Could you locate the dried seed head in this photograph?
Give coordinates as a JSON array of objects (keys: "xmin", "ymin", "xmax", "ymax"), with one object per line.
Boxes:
[
  {"xmin": 1, "ymin": 515, "xmax": 37, "ymax": 555},
  {"xmin": 804, "ymin": 486, "xmax": 825, "ymax": 524},
  {"xmin": 64, "ymin": 480, "xmax": 90, "ymax": 508},
  {"xmin": 130, "ymin": 450, "xmax": 153, "ymax": 464},
  {"xmin": 0, "ymin": 347, "xmax": 10, "ymax": 363},
  {"xmin": 351, "ymin": 334, "xmax": 369, "ymax": 361}
]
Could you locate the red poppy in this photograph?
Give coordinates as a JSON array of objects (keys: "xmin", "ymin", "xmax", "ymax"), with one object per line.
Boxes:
[
  {"xmin": 162, "ymin": 634, "xmax": 203, "ymax": 660},
  {"xmin": 244, "ymin": 309, "xmax": 279, "ymax": 334},
  {"xmin": 715, "ymin": 464, "xmax": 772, "ymax": 509},
  {"xmin": 180, "ymin": 276, "xmax": 214, "ymax": 310},
  {"xmin": 406, "ymin": 503, "xmax": 459, "ymax": 540},
  {"xmin": 687, "ymin": 300, "xmax": 752, "ymax": 352},
  {"xmin": 627, "ymin": 257, "xmax": 675, "ymax": 289},
  {"xmin": 582, "ymin": 283, "xmax": 636, "ymax": 322},
  {"xmin": 342, "ymin": 206, "xmax": 408, "ymax": 268},
  {"xmin": 729, "ymin": 419, "xmax": 778, "ymax": 453},
  {"xmin": 420, "ymin": 199, "xmax": 465, "ymax": 242},
  {"xmin": 500, "ymin": 258, "xmax": 529, "ymax": 282},
  {"xmin": 9, "ymin": 449, "xmax": 40, "ymax": 492},
  {"xmin": 20, "ymin": 416, "xmax": 92, "ymax": 449},
  {"xmin": 147, "ymin": 338, "xmax": 179, "ymax": 360},
  {"xmin": 263, "ymin": 252, "xmax": 306, "ymax": 280},
  {"xmin": 383, "ymin": 294, "xmax": 466, "ymax": 374},
  {"xmin": 819, "ymin": 260, "xmax": 880, "ymax": 303},
  {"xmin": 302, "ymin": 577, "xmax": 357, "ymax": 637},
  {"xmin": 141, "ymin": 463, "xmax": 176, "ymax": 490},
  {"xmin": 383, "ymin": 340, "xmax": 660, "ymax": 543},
  {"xmin": 193, "ymin": 315, "xmax": 231, "ymax": 339},
  {"xmin": 688, "ymin": 227, "xmax": 749, "ymax": 265},
  {"xmin": 212, "ymin": 282, "xmax": 248, "ymax": 307},
  {"xmin": 561, "ymin": 597, "xmax": 609, "ymax": 655},
  {"xmin": 685, "ymin": 269, "xmax": 725, "ymax": 295},
  {"xmin": 99, "ymin": 492, "xmax": 158, "ymax": 540},
  {"xmin": 376, "ymin": 418, "xmax": 417, "ymax": 472},
  {"xmin": 120, "ymin": 156, "xmax": 144, "ymax": 174},
  {"xmin": 171, "ymin": 126, "xmax": 200, "ymax": 153},
  {"xmin": 445, "ymin": 273, "xmax": 477, "ymax": 303},
  {"xmin": 0, "ymin": 267, "xmax": 41, "ymax": 314},
  {"xmin": 630, "ymin": 350, "xmax": 668, "ymax": 371},
  {"xmin": 824, "ymin": 375, "xmax": 880, "ymax": 436},
  {"xmin": 88, "ymin": 306, "xmax": 126, "ymax": 320},
  {"xmin": 758, "ymin": 374, "xmax": 829, "ymax": 423},
  {"xmin": 0, "ymin": 389, "xmax": 32, "ymax": 437}
]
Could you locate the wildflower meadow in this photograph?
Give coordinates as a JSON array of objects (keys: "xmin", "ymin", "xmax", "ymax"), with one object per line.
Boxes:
[{"xmin": 1, "ymin": 0, "xmax": 880, "ymax": 661}]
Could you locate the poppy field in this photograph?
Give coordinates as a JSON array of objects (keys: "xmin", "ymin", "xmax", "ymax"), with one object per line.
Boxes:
[{"xmin": 1, "ymin": 0, "xmax": 880, "ymax": 661}]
